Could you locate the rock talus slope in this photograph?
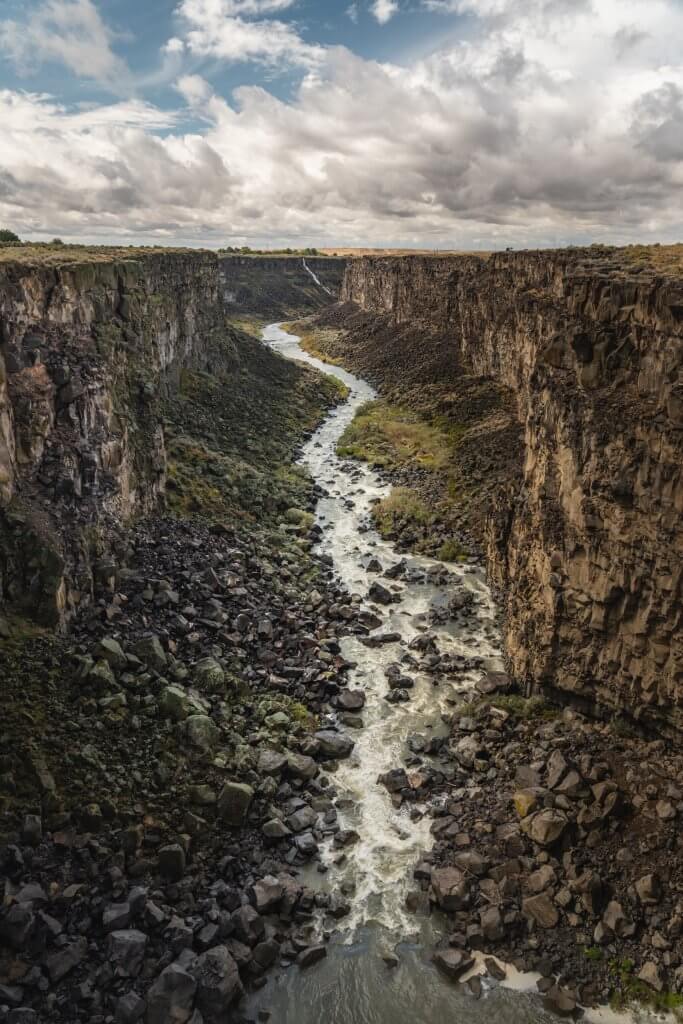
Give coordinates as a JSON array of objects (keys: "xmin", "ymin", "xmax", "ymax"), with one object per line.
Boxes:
[{"xmin": 341, "ymin": 249, "xmax": 683, "ymax": 732}]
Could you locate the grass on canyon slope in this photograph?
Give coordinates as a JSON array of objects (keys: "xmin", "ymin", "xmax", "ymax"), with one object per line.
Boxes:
[
  {"xmin": 281, "ymin": 321, "xmax": 348, "ymax": 366},
  {"xmin": 337, "ymin": 399, "xmax": 456, "ymax": 471},
  {"xmin": 335, "ymin": 398, "xmax": 469, "ymax": 560},
  {"xmin": 163, "ymin": 329, "xmax": 347, "ymax": 528}
]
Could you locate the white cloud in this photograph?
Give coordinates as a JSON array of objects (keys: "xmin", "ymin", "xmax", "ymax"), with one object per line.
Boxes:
[
  {"xmin": 220, "ymin": 0, "xmax": 298, "ymax": 11},
  {"xmin": 164, "ymin": 37, "xmax": 186, "ymax": 55},
  {"xmin": 371, "ymin": 0, "xmax": 400, "ymax": 24},
  {"xmin": 1, "ymin": 0, "xmax": 682, "ymax": 247},
  {"xmin": 347, "ymin": 3, "xmax": 360, "ymax": 22},
  {"xmin": 176, "ymin": 73, "xmax": 213, "ymax": 107},
  {"xmin": 177, "ymin": 0, "xmax": 323, "ymax": 68},
  {"xmin": 0, "ymin": 0, "xmax": 127, "ymax": 83}
]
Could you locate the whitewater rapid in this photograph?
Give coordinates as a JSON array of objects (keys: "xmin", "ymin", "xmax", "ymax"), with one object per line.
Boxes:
[{"xmin": 248, "ymin": 321, "xmax": 645, "ymax": 1024}]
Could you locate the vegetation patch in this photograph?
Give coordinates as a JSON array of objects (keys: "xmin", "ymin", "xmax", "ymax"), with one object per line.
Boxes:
[
  {"xmin": 373, "ymin": 487, "xmax": 431, "ymax": 539},
  {"xmin": 454, "ymin": 693, "xmax": 558, "ymax": 722},
  {"xmin": 283, "ymin": 321, "xmax": 347, "ymax": 366},
  {"xmin": 227, "ymin": 315, "xmax": 268, "ymax": 338},
  {"xmin": 163, "ymin": 344, "xmax": 342, "ymax": 526},
  {"xmin": 337, "ymin": 399, "xmax": 455, "ymax": 471},
  {"xmin": 436, "ymin": 538, "xmax": 468, "ymax": 562},
  {"xmin": 608, "ymin": 959, "xmax": 683, "ymax": 1017}
]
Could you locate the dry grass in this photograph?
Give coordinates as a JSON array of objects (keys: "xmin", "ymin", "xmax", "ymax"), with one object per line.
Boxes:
[
  {"xmin": 616, "ymin": 243, "xmax": 683, "ymax": 276},
  {"xmin": 337, "ymin": 399, "xmax": 453, "ymax": 470},
  {"xmin": 0, "ymin": 243, "xmax": 214, "ymax": 267},
  {"xmin": 318, "ymin": 247, "xmax": 490, "ymax": 257}
]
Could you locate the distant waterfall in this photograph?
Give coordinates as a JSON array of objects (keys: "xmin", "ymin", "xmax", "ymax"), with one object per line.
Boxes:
[{"xmin": 302, "ymin": 257, "xmax": 333, "ymax": 296}]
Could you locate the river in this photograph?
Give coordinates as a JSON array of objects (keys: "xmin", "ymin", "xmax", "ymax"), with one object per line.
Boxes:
[{"xmin": 246, "ymin": 323, "xmax": 576, "ymax": 1024}]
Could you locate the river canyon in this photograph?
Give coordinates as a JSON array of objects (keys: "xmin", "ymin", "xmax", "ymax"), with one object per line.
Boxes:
[{"xmin": 0, "ymin": 246, "xmax": 682, "ymax": 1023}]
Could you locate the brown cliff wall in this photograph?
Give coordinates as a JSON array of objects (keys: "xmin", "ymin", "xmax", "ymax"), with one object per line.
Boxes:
[
  {"xmin": 341, "ymin": 248, "xmax": 683, "ymax": 733},
  {"xmin": 0, "ymin": 252, "xmax": 226, "ymax": 626}
]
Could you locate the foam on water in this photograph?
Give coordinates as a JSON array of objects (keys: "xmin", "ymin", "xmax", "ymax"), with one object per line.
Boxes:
[
  {"xmin": 254, "ymin": 323, "xmax": 659, "ymax": 1024},
  {"xmin": 263, "ymin": 322, "xmax": 503, "ymax": 936}
]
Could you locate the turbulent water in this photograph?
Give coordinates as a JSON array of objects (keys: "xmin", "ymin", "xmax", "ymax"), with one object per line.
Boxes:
[{"xmin": 249, "ymin": 323, "xmax": 563, "ymax": 1024}]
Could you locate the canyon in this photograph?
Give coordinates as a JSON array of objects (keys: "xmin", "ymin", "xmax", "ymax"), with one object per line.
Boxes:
[
  {"xmin": 0, "ymin": 252, "xmax": 344, "ymax": 628},
  {"xmin": 0, "ymin": 244, "xmax": 682, "ymax": 1023},
  {"xmin": 333, "ymin": 248, "xmax": 683, "ymax": 735}
]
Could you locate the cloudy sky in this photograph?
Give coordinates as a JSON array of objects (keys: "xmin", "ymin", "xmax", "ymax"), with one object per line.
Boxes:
[{"xmin": 1, "ymin": 0, "xmax": 682, "ymax": 249}]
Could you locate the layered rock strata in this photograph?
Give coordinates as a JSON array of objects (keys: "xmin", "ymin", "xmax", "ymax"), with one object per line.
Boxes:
[
  {"xmin": 341, "ymin": 248, "xmax": 683, "ymax": 732},
  {"xmin": 0, "ymin": 253, "xmax": 229, "ymax": 626},
  {"xmin": 220, "ymin": 255, "xmax": 345, "ymax": 318}
]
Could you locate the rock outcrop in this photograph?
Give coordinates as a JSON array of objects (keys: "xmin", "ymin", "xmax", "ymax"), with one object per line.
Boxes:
[
  {"xmin": 341, "ymin": 248, "xmax": 683, "ymax": 733},
  {"xmin": 0, "ymin": 250, "xmax": 346, "ymax": 629},
  {"xmin": 0, "ymin": 253, "xmax": 226, "ymax": 625}
]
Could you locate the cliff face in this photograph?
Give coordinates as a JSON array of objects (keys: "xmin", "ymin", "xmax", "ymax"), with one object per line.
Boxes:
[
  {"xmin": 220, "ymin": 255, "xmax": 345, "ymax": 317},
  {"xmin": 0, "ymin": 253, "xmax": 225, "ymax": 626},
  {"xmin": 342, "ymin": 249, "xmax": 683, "ymax": 733}
]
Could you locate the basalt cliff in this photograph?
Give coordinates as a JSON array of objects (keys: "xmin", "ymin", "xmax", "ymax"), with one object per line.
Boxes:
[
  {"xmin": 338, "ymin": 248, "xmax": 683, "ymax": 734},
  {"xmin": 0, "ymin": 251, "xmax": 344, "ymax": 628}
]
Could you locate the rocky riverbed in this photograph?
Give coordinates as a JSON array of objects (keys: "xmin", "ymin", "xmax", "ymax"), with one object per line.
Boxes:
[{"xmin": 1, "ymin": 318, "xmax": 681, "ymax": 1024}]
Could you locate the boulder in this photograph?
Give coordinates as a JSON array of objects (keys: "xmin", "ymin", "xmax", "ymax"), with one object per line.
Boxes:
[
  {"xmin": 20, "ymin": 815, "xmax": 42, "ymax": 847},
  {"xmin": 97, "ymin": 637, "xmax": 128, "ymax": 670},
  {"xmin": 103, "ymin": 901, "xmax": 132, "ymax": 932},
  {"xmin": 453, "ymin": 850, "xmax": 489, "ymax": 877},
  {"xmin": 249, "ymin": 876, "xmax": 284, "ymax": 914},
  {"xmin": 314, "ymin": 730, "xmax": 354, "ymax": 759},
  {"xmin": 132, "ymin": 636, "xmax": 167, "ymax": 673},
  {"xmin": 186, "ymin": 715, "xmax": 220, "ymax": 751},
  {"xmin": 513, "ymin": 788, "xmax": 544, "ymax": 818},
  {"xmin": 635, "ymin": 873, "xmax": 661, "ymax": 905},
  {"xmin": 602, "ymin": 900, "xmax": 634, "ymax": 938},
  {"xmin": 194, "ymin": 657, "xmax": 226, "ymax": 692},
  {"xmin": 297, "ymin": 945, "xmax": 327, "ymax": 968},
  {"xmin": 288, "ymin": 806, "xmax": 318, "ymax": 832},
  {"xmin": 217, "ymin": 782, "xmax": 254, "ymax": 826},
  {"xmin": 336, "ymin": 689, "xmax": 366, "ymax": 711},
  {"xmin": 160, "ymin": 686, "xmax": 206, "ymax": 722},
  {"xmin": 522, "ymin": 894, "xmax": 559, "ymax": 929},
  {"xmin": 431, "ymin": 867, "xmax": 469, "ymax": 912},
  {"xmin": 232, "ymin": 905, "xmax": 265, "ymax": 946},
  {"xmin": 543, "ymin": 985, "xmax": 577, "ymax": 1017},
  {"xmin": 286, "ymin": 751, "xmax": 318, "ymax": 780},
  {"xmin": 368, "ymin": 581, "xmax": 397, "ymax": 605},
  {"xmin": 480, "ymin": 905, "xmax": 505, "ymax": 942},
  {"xmin": 115, "ymin": 991, "xmax": 146, "ymax": 1023},
  {"xmin": 527, "ymin": 865, "xmax": 556, "ymax": 894},
  {"xmin": 521, "ymin": 808, "xmax": 568, "ymax": 847},
  {"xmin": 453, "ymin": 735, "xmax": 482, "ymax": 769},
  {"xmin": 433, "ymin": 949, "xmax": 474, "ymax": 981},
  {"xmin": 378, "ymin": 769, "xmax": 409, "ymax": 793},
  {"xmin": 107, "ymin": 929, "xmax": 147, "ymax": 978},
  {"xmin": 257, "ymin": 749, "xmax": 288, "ymax": 776},
  {"xmin": 637, "ymin": 962, "xmax": 664, "ymax": 992},
  {"xmin": 146, "ymin": 962, "xmax": 197, "ymax": 1024},
  {"xmin": 159, "ymin": 844, "xmax": 186, "ymax": 882},
  {"xmin": 194, "ymin": 946, "xmax": 242, "ymax": 1023},
  {"xmin": 45, "ymin": 937, "xmax": 87, "ymax": 982},
  {"xmin": 262, "ymin": 818, "xmax": 291, "ymax": 841},
  {"xmin": 89, "ymin": 659, "xmax": 117, "ymax": 692},
  {"xmin": 546, "ymin": 750, "xmax": 569, "ymax": 789}
]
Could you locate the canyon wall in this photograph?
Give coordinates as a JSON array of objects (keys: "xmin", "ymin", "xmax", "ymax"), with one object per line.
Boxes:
[
  {"xmin": 0, "ymin": 252, "xmax": 229, "ymax": 626},
  {"xmin": 342, "ymin": 249, "xmax": 683, "ymax": 733},
  {"xmin": 220, "ymin": 255, "xmax": 345, "ymax": 317},
  {"xmin": 0, "ymin": 250, "xmax": 346, "ymax": 629}
]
